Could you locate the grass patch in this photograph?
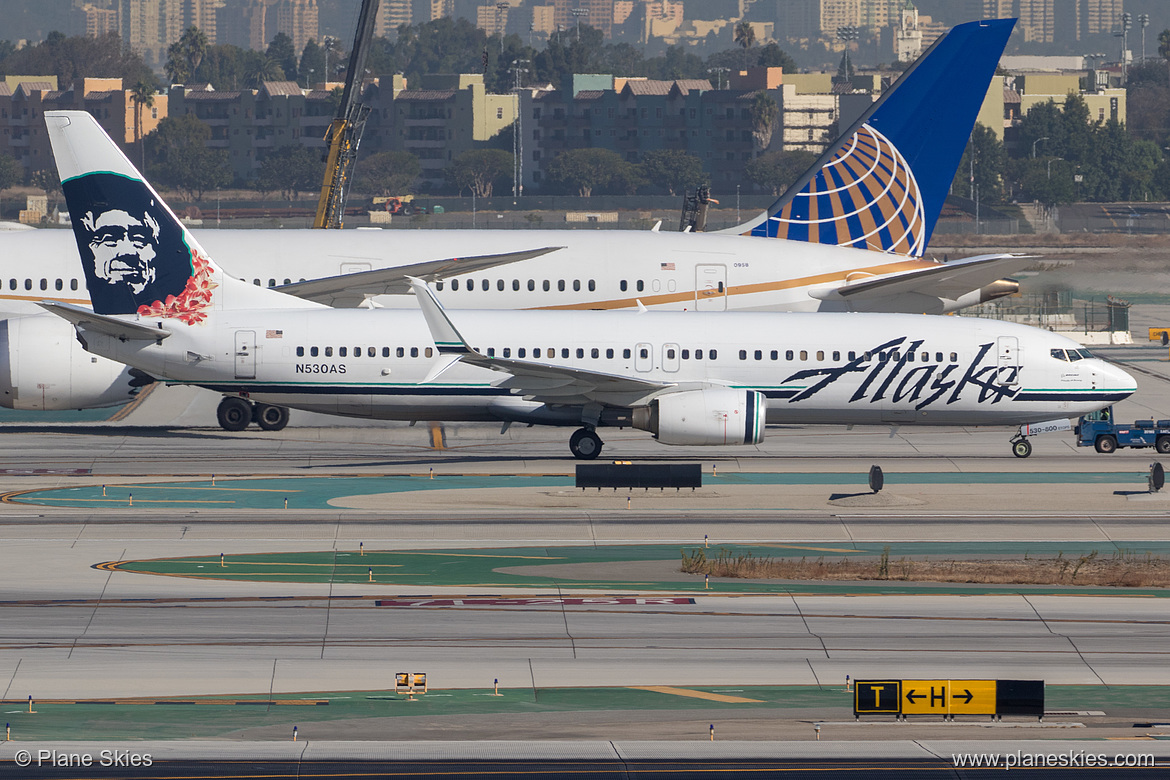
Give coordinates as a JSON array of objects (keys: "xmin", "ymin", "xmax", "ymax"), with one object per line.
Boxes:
[{"xmin": 681, "ymin": 547, "xmax": 1170, "ymax": 588}]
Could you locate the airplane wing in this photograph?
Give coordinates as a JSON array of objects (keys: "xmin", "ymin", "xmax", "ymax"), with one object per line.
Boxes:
[
  {"xmin": 409, "ymin": 277, "xmax": 673, "ymax": 404},
  {"xmin": 809, "ymin": 254, "xmax": 1034, "ymax": 302},
  {"xmin": 38, "ymin": 301, "xmax": 172, "ymax": 342},
  {"xmin": 277, "ymin": 246, "xmax": 565, "ymax": 307}
]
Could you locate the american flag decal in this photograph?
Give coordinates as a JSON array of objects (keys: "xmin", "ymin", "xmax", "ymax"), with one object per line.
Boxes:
[
  {"xmin": 660, "ymin": 262, "xmax": 675, "ymax": 270},
  {"xmin": 265, "ymin": 329, "xmax": 283, "ymax": 339}
]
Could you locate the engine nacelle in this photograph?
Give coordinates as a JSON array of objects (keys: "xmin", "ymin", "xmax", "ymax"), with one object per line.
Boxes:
[
  {"xmin": 633, "ymin": 388, "xmax": 766, "ymax": 446},
  {"xmin": 0, "ymin": 315, "xmax": 145, "ymax": 410}
]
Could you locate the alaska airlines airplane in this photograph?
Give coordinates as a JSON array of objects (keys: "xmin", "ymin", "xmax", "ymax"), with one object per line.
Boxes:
[
  {"xmin": 38, "ymin": 110, "xmax": 1133, "ymax": 458},
  {"xmin": 3, "ymin": 19, "xmax": 1021, "ymax": 420}
]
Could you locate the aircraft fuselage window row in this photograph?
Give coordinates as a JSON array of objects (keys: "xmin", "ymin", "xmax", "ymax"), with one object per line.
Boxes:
[
  {"xmin": 296, "ymin": 347, "xmax": 435, "ymax": 358},
  {"xmin": 737, "ymin": 349, "xmax": 961, "ymax": 363},
  {"xmin": 434, "ymin": 279, "xmax": 600, "ymax": 293},
  {"xmin": 9, "ymin": 278, "xmax": 80, "ymax": 292},
  {"xmin": 254, "ymin": 279, "xmax": 304, "ymax": 286}
]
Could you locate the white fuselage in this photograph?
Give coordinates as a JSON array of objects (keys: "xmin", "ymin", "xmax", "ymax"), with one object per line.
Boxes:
[
  {"xmin": 0, "ymin": 228, "xmax": 984, "ymax": 317},
  {"xmin": 80, "ymin": 307, "xmax": 1134, "ymax": 430}
]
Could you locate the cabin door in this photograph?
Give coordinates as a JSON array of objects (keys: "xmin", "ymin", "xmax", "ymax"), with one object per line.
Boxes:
[
  {"xmin": 234, "ymin": 330, "xmax": 256, "ymax": 379},
  {"xmin": 695, "ymin": 264, "xmax": 727, "ymax": 311},
  {"xmin": 996, "ymin": 336, "xmax": 1020, "ymax": 387}
]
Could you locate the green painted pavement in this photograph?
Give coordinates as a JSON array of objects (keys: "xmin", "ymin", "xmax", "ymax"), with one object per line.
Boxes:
[
  {"xmin": 107, "ymin": 542, "xmax": 1170, "ymax": 597},
  {"xmin": 4, "ymin": 685, "xmax": 1170, "ymax": 741},
  {"xmin": 10, "ymin": 470, "xmax": 1156, "ymax": 509}
]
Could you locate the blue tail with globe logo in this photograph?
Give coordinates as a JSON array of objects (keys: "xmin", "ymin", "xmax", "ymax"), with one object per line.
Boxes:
[{"xmin": 733, "ymin": 18, "xmax": 1015, "ymax": 257}]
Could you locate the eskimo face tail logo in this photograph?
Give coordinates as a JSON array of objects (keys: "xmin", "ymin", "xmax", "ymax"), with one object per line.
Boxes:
[
  {"xmin": 62, "ymin": 172, "xmax": 215, "ymax": 322},
  {"xmin": 751, "ymin": 124, "xmax": 925, "ymax": 256}
]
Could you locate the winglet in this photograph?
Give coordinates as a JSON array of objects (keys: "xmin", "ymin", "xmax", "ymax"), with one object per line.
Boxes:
[{"xmin": 408, "ymin": 277, "xmax": 475, "ymax": 356}]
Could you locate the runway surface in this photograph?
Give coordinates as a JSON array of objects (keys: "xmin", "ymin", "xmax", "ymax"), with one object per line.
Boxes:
[{"xmin": 2, "ymin": 340, "xmax": 1170, "ymax": 750}]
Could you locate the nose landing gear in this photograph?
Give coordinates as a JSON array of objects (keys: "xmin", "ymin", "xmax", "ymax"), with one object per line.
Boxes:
[
  {"xmin": 1010, "ymin": 435, "xmax": 1032, "ymax": 458},
  {"xmin": 569, "ymin": 428, "xmax": 603, "ymax": 460}
]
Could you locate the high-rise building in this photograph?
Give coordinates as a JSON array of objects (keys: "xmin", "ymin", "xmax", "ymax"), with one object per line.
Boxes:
[
  {"xmin": 552, "ymin": 0, "xmax": 614, "ymax": 38},
  {"xmin": 1080, "ymin": 0, "xmax": 1123, "ymax": 37},
  {"xmin": 216, "ymin": 0, "xmax": 269, "ymax": 51},
  {"xmin": 376, "ymin": 0, "xmax": 412, "ymax": 37},
  {"xmin": 184, "ymin": 0, "xmax": 225, "ymax": 44},
  {"xmin": 272, "ymin": 0, "xmax": 319, "ymax": 51},
  {"xmin": 119, "ymin": 0, "xmax": 184, "ymax": 66},
  {"xmin": 79, "ymin": 3, "xmax": 119, "ymax": 38},
  {"xmin": 428, "ymin": 0, "xmax": 454, "ymax": 21}
]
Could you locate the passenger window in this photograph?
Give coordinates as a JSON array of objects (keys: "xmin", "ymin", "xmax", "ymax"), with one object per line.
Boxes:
[
  {"xmin": 848, "ymin": 352, "xmax": 856, "ymax": 360},
  {"xmin": 296, "ymin": 347, "xmax": 304, "ymax": 357},
  {"xmin": 890, "ymin": 351, "xmax": 899, "ymax": 361},
  {"xmin": 284, "ymin": 278, "xmax": 291, "ymax": 285},
  {"xmin": 695, "ymin": 349, "xmax": 703, "ymax": 360},
  {"xmin": 574, "ymin": 280, "xmax": 581, "ymax": 291},
  {"xmin": 339, "ymin": 347, "xmax": 347, "ymax": 357},
  {"xmin": 623, "ymin": 348, "xmax": 631, "ymax": 359},
  {"xmin": 907, "ymin": 351, "xmax": 915, "ymax": 362},
  {"xmin": 577, "ymin": 348, "xmax": 585, "ymax": 358},
  {"xmin": 606, "ymin": 348, "xmax": 614, "ymax": 358},
  {"xmin": 739, "ymin": 350, "xmax": 747, "ymax": 360},
  {"xmin": 935, "ymin": 352, "xmax": 943, "ymax": 362},
  {"xmin": 518, "ymin": 348, "xmax": 527, "ymax": 358},
  {"xmin": 562, "ymin": 348, "xmax": 569, "ymax": 358},
  {"xmin": 436, "ymin": 281, "xmax": 444, "ymax": 291},
  {"xmin": 368, "ymin": 347, "xmax": 376, "ymax": 357},
  {"xmin": 620, "ymin": 280, "xmax": 628, "ymax": 292},
  {"xmin": 497, "ymin": 279, "xmax": 505, "ymax": 291},
  {"xmin": 396, "ymin": 347, "xmax": 405, "ymax": 357},
  {"xmin": 558, "ymin": 280, "xmax": 565, "ymax": 292},
  {"xmin": 268, "ymin": 278, "xmax": 276, "ymax": 287},
  {"xmin": 589, "ymin": 280, "xmax": 596, "ymax": 291},
  {"xmin": 786, "ymin": 350, "xmax": 794, "ymax": 360},
  {"xmin": 755, "ymin": 350, "xmax": 763, "ymax": 360},
  {"xmin": 503, "ymin": 348, "xmax": 511, "ymax": 358},
  {"xmin": 452, "ymin": 279, "xmax": 460, "ymax": 291},
  {"xmin": 382, "ymin": 347, "xmax": 390, "ymax": 357},
  {"xmin": 950, "ymin": 352, "xmax": 958, "ymax": 362},
  {"xmin": 482, "ymin": 279, "xmax": 489, "ymax": 291},
  {"xmin": 7, "ymin": 279, "xmax": 14, "ymax": 290},
  {"xmin": 512, "ymin": 279, "xmax": 520, "ymax": 291},
  {"xmin": 25, "ymin": 279, "xmax": 31, "ymax": 290},
  {"xmin": 817, "ymin": 351, "xmax": 824, "ymax": 361},
  {"xmin": 639, "ymin": 348, "xmax": 648, "ymax": 359},
  {"xmin": 636, "ymin": 280, "xmax": 644, "ymax": 292},
  {"xmin": 55, "ymin": 278, "xmax": 62, "ymax": 290},
  {"xmin": 709, "ymin": 349, "xmax": 717, "ymax": 360},
  {"xmin": 411, "ymin": 347, "xmax": 419, "ymax": 357},
  {"xmin": 591, "ymin": 348, "xmax": 600, "ymax": 358},
  {"xmin": 253, "ymin": 279, "xmax": 260, "ymax": 286},
  {"xmin": 487, "ymin": 348, "xmax": 496, "ymax": 356},
  {"xmin": 467, "ymin": 279, "xmax": 475, "ymax": 291},
  {"xmin": 528, "ymin": 280, "xmax": 535, "ymax": 291},
  {"xmin": 39, "ymin": 279, "xmax": 46, "ymax": 290},
  {"xmin": 771, "ymin": 350, "xmax": 778, "ymax": 360},
  {"xmin": 542, "ymin": 280, "xmax": 550, "ymax": 291},
  {"xmin": 921, "ymin": 352, "xmax": 928, "ymax": 362},
  {"xmin": 800, "ymin": 350, "xmax": 808, "ymax": 361},
  {"xmin": 833, "ymin": 351, "xmax": 840, "ymax": 361},
  {"xmin": 311, "ymin": 347, "xmax": 319, "ymax": 357},
  {"xmin": 425, "ymin": 347, "xmax": 433, "ymax": 357},
  {"xmin": 325, "ymin": 347, "xmax": 333, "ymax": 357},
  {"xmin": 354, "ymin": 347, "xmax": 361, "ymax": 356}
]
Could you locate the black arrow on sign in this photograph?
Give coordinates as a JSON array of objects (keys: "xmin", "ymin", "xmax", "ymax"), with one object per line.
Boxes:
[
  {"xmin": 953, "ymin": 689, "xmax": 974, "ymax": 704},
  {"xmin": 905, "ymin": 689, "xmax": 925, "ymax": 703}
]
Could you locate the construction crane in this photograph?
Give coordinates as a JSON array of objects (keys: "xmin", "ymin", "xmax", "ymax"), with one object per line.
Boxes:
[{"xmin": 313, "ymin": 0, "xmax": 380, "ymax": 229}]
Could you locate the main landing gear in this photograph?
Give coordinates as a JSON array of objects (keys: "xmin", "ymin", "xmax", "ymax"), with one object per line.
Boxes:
[
  {"xmin": 216, "ymin": 397, "xmax": 290, "ymax": 432},
  {"xmin": 569, "ymin": 428, "xmax": 603, "ymax": 460},
  {"xmin": 1010, "ymin": 434, "xmax": 1032, "ymax": 459}
]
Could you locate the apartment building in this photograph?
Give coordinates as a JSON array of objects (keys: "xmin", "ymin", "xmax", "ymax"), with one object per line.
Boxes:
[{"xmin": 0, "ymin": 77, "xmax": 167, "ymax": 175}]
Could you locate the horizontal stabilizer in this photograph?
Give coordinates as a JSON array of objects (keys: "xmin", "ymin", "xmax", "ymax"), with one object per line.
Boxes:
[
  {"xmin": 279, "ymin": 246, "xmax": 565, "ymax": 306},
  {"xmin": 39, "ymin": 300, "xmax": 171, "ymax": 341},
  {"xmin": 809, "ymin": 254, "xmax": 1034, "ymax": 302}
]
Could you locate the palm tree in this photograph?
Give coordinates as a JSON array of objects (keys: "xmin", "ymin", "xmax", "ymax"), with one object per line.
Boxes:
[
  {"xmin": 129, "ymin": 81, "xmax": 155, "ymax": 170},
  {"xmin": 734, "ymin": 21, "xmax": 756, "ymax": 70},
  {"xmin": 749, "ymin": 92, "xmax": 779, "ymax": 152}
]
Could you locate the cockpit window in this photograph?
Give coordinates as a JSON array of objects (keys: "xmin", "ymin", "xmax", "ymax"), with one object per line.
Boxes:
[
  {"xmin": 1075, "ymin": 348, "xmax": 1093, "ymax": 359},
  {"xmin": 1051, "ymin": 348, "xmax": 1069, "ymax": 361}
]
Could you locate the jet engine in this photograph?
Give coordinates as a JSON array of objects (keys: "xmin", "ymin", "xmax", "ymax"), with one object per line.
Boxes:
[
  {"xmin": 633, "ymin": 388, "xmax": 766, "ymax": 446},
  {"xmin": 0, "ymin": 315, "xmax": 146, "ymax": 410}
]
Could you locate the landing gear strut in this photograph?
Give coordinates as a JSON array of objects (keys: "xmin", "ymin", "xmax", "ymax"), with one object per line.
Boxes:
[
  {"xmin": 569, "ymin": 428, "xmax": 603, "ymax": 460},
  {"xmin": 1010, "ymin": 435, "xmax": 1032, "ymax": 459}
]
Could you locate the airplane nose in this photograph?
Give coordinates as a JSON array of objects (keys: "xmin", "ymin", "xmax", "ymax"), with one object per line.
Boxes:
[{"xmin": 1096, "ymin": 361, "xmax": 1136, "ymax": 398}]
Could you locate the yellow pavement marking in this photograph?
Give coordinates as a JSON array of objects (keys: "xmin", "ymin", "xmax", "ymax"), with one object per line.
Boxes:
[
  {"xmin": 757, "ymin": 544, "xmax": 863, "ymax": 554},
  {"xmin": 30, "ymin": 497, "xmax": 236, "ymax": 504},
  {"xmin": 116, "ymin": 486, "xmax": 303, "ymax": 493},
  {"xmin": 629, "ymin": 686, "xmax": 764, "ymax": 704},
  {"xmin": 394, "ymin": 552, "xmax": 564, "ymax": 560},
  {"xmin": 429, "ymin": 422, "xmax": 446, "ymax": 449},
  {"xmin": 197, "ymin": 562, "xmax": 404, "ymax": 568}
]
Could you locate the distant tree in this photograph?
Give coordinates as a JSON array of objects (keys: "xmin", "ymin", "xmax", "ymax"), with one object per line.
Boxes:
[
  {"xmin": 299, "ymin": 39, "xmax": 324, "ymax": 86},
  {"xmin": 951, "ymin": 123, "xmax": 1006, "ymax": 204},
  {"xmin": 749, "ymin": 92, "xmax": 780, "ymax": 152},
  {"xmin": 637, "ymin": 150, "xmax": 704, "ymax": 196},
  {"xmin": 755, "ymin": 43, "xmax": 797, "ymax": 72},
  {"xmin": 0, "ymin": 154, "xmax": 21, "ymax": 192},
  {"xmin": 256, "ymin": 145, "xmax": 324, "ymax": 201},
  {"xmin": 544, "ymin": 148, "xmax": 635, "ymax": 197},
  {"xmin": 444, "ymin": 149, "xmax": 513, "ymax": 198},
  {"xmin": 164, "ymin": 26, "xmax": 208, "ymax": 84},
  {"xmin": 352, "ymin": 151, "xmax": 422, "ymax": 196},
  {"xmin": 129, "ymin": 81, "xmax": 155, "ymax": 169},
  {"xmin": 266, "ymin": 33, "xmax": 298, "ymax": 83},
  {"xmin": 1, "ymin": 31, "xmax": 156, "ymax": 89},
  {"xmin": 144, "ymin": 115, "xmax": 231, "ymax": 200},
  {"xmin": 744, "ymin": 150, "xmax": 819, "ymax": 196},
  {"xmin": 734, "ymin": 21, "xmax": 756, "ymax": 69},
  {"xmin": 243, "ymin": 51, "xmax": 284, "ymax": 88}
]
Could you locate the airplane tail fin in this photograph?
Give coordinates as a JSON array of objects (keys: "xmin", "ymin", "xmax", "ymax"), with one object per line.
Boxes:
[
  {"xmin": 45, "ymin": 110, "xmax": 313, "ymax": 319},
  {"xmin": 728, "ymin": 18, "xmax": 1015, "ymax": 256}
]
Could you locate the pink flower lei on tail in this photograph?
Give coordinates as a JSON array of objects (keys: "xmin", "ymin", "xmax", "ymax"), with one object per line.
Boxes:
[{"xmin": 136, "ymin": 247, "xmax": 217, "ymax": 325}]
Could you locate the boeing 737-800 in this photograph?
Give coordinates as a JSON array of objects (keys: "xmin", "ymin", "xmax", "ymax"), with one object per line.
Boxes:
[
  {"xmin": 38, "ymin": 110, "xmax": 1133, "ymax": 458},
  {"xmin": 3, "ymin": 19, "xmax": 1024, "ymax": 423}
]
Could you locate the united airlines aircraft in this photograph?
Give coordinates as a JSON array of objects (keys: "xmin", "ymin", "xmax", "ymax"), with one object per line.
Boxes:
[{"xmin": 38, "ymin": 110, "xmax": 1133, "ymax": 458}]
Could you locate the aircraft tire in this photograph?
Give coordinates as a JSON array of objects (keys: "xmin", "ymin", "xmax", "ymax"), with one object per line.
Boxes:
[
  {"xmin": 1012, "ymin": 439, "xmax": 1032, "ymax": 458},
  {"xmin": 1095, "ymin": 434, "xmax": 1118, "ymax": 454},
  {"xmin": 255, "ymin": 404, "xmax": 290, "ymax": 431},
  {"xmin": 1157, "ymin": 435, "xmax": 1170, "ymax": 455},
  {"xmin": 569, "ymin": 428, "xmax": 602, "ymax": 460},
  {"xmin": 217, "ymin": 397, "xmax": 253, "ymax": 432}
]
